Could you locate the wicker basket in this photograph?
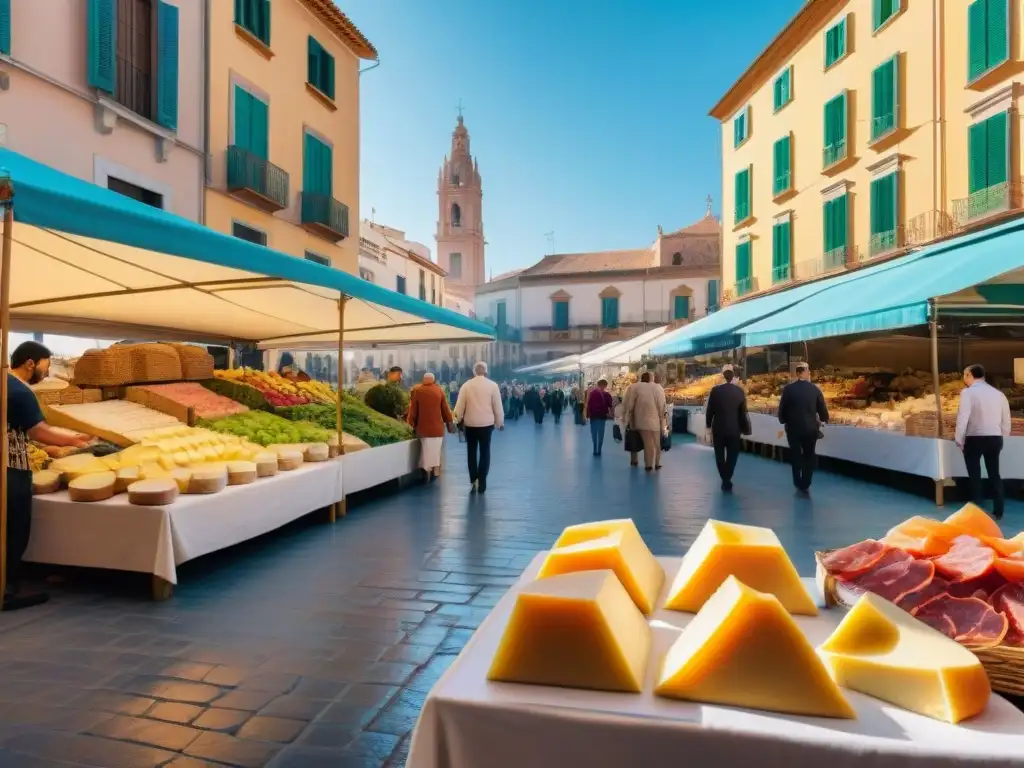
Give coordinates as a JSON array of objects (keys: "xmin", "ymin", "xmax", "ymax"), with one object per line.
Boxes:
[
  {"xmin": 72, "ymin": 347, "xmax": 133, "ymax": 387},
  {"xmin": 170, "ymin": 344, "xmax": 215, "ymax": 381},
  {"xmin": 127, "ymin": 344, "xmax": 183, "ymax": 383},
  {"xmin": 815, "ymin": 551, "xmax": 1024, "ymax": 695}
]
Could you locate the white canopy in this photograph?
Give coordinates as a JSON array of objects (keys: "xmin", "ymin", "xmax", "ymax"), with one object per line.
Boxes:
[{"xmin": 578, "ymin": 326, "xmax": 669, "ymax": 366}]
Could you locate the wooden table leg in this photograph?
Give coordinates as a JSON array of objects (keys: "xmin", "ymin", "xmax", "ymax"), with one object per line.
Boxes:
[
  {"xmin": 934, "ymin": 480, "xmax": 945, "ymax": 507},
  {"xmin": 151, "ymin": 575, "xmax": 173, "ymax": 601},
  {"xmin": 336, "ymin": 498, "xmax": 347, "ymax": 518}
]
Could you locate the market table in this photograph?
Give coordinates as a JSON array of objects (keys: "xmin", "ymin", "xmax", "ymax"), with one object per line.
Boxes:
[
  {"xmin": 407, "ymin": 553, "xmax": 1024, "ymax": 768},
  {"xmin": 24, "ymin": 460, "xmax": 344, "ymax": 591}
]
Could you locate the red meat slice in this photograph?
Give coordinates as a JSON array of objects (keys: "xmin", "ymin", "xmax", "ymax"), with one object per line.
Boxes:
[
  {"xmin": 842, "ymin": 558, "xmax": 934, "ymax": 604},
  {"xmin": 821, "ymin": 539, "xmax": 889, "ymax": 577},
  {"xmin": 897, "ymin": 575, "xmax": 950, "ymax": 613},
  {"xmin": 945, "ymin": 570, "xmax": 1008, "ymax": 601},
  {"xmin": 931, "ymin": 536, "xmax": 996, "ymax": 582},
  {"xmin": 992, "ymin": 583, "xmax": 1024, "ymax": 637},
  {"xmin": 913, "ymin": 594, "xmax": 1009, "ymax": 648}
]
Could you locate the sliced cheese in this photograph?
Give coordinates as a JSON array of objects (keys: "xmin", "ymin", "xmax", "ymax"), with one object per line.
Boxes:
[
  {"xmin": 114, "ymin": 466, "xmax": 141, "ymax": 494},
  {"xmin": 554, "ymin": 518, "xmax": 644, "ymax": 548},
  {"xmin": 157, "ymin": 453, "xmax": 177, "ymax": 471},
  {"xmin": 99, "ymin": 455, "xmax": 121, "ymax": 471},
  {"xmin": 538, "ymin": 524, "xmax": 664, "ymax": 615},
  {"xmin": 254, "ymin": 452, "xmax": 278, "ymax": 478},
  {"xmin": 170, "ymin": 468, "xmax": 192, "ymax": 493},
  {"xmin": 488, "ymin": 570, "xmax": 650, "ymax": 692},
  {"xmin": 187, "ymin": 466, "xmax": 228, "ymax": 494},
  {"xmin": 656, "ymin": 576, "xmax": 854, "ymax": 718},
  {"xmin": 277, "ymin": 450, "xmax": 303, "ymax": 471},
  {"xmin": 139, "ymin": 462, "xmax": 170, "ymax": 480},
  {"xmin": 32, "ymin": 470, "xmax": 61, "ymax": 495},
  {"xmin": 226, "ymin": 461, "xmax": 257, "ymax": 486},
  {"xmin": 67, "ymin": 471, "xmax": 117, "ymax": 503},
  {"xmin": 127, "ymin": 478, "xmax": 179, "ymax": 506},
  {"xmin": 665, "ymin": 520, "xmax": 817, "ymax": 615},
  {"xmin": 819, "ymin": 592, "xmax": 990, "ymax": 723},
  {"xmin": 49, "ymin": 453, "xmax": 108, "ymax": 482},
  {"xmin": 304, "ymin": 443, "xmax": 329, "ymax": 462}
]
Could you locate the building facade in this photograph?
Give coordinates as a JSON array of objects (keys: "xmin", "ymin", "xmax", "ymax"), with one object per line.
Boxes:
[
  {"xmin": 436, "ymin": 115, "xmax": 486, "ymax": 296},
  {"xmin": 0, "ymin": 0, "xmax": 204, "ymax": 219},
  {"xmin": 358, "ymin": 219, "xmax": 446, "ymax": 306},
  {"xmin": 715, "ymin": 0, "xmax": 1024, "ymax": 306},
  {"xmin": 204, "ymin": 0, "xmax": 375, "ymax": 272}
]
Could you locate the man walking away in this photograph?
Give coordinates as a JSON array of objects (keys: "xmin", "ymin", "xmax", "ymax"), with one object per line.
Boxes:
[
  {"xmin": 705, "ymin": 365, "xmax": 751, "ymax": 492},
  {"xmin": 453, "ymin": 362, "xmax": 504, "ymax": 493},
  {"xmin": 956, "ymin": 364, "xmax": 1011, "ymax": 520},
  {"xmin": 551, "ymin": 386, "xmax": 565, "ymax": 424},
  {"xmin": 624, "ymin": 372, "xmax": 668, "ymax": 471},
  {"xmin": 585, "ymin": 378, "xmax": 614, "ymax": 456},
  {"xmin": 778, "ymin": 363, "xmax": 829, "ymax": 494}
]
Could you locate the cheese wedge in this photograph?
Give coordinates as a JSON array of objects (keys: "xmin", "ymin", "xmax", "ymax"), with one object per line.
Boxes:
[
  {"xmin": 67, "ymin": 471, "xmax": 117, "ymax": 503},
  {"xmin": 665, "ymin": 520, "xmax": 817, "ymax": 615},
  {"xmin": 127, "ymin": 478, "xmax": 180, "ymax": 506},
  {"xmin": 226, "ymin": 461, "xmax": 257, "ymax": 485},
  {"xmin": 254, "ymin": 452, "xmax": 279, "ymax": 477},
  {"xmin": 169, "ymin": 468, "xmax": 192, "ymax": 493},
  {"xmin": 819, "ymin": 592, "xmax": 990, "ymax": 723},
  {"xmin": 50, "ymin": 453, "xmax": 108, "ymax": 482},
  {"xmin": 32, "ymin": 470, "xmax": 61, "ymax": 495},
  {"xmin": 139, "ymin": 462, "xmax": 170, "ymax": 480},
  {"xmin": 554, "ymin": 518, "xmax": 642, "ymax": 548},
  {"xmin": 304, "ymin": 443, "xmax": 329, "ymax": 462},
  {"xmin": 538, "ymin": 526, "xmax": 665, "ymax": 615},
  {"xmin": 114, "ymin": 466, "xmax": 141, "ymax": 494},
  {"xmin": 188, "ymin": 466, "xmax": 228, "ymax": 494},
  {"xmin": 488, "ymin": 570, "xmax": 651, "ymax": 692},
  {"xmin": 277, "ymin": 451, "xmax": 303, "ymax": 471},
  {"xmin": 656, "ymin": 576, "xmax": 854, "ymax": 718}
]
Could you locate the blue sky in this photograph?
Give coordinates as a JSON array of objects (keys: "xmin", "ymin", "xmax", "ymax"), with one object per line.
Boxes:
[{"xmin": 344, "ymin": 0, "xmax": 804, "ymax": 278}]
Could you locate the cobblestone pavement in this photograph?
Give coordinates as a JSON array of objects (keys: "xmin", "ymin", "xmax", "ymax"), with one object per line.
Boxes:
[{"xmin": 0, "ymin": 420, "xmax": 1021, "ymax": 767}]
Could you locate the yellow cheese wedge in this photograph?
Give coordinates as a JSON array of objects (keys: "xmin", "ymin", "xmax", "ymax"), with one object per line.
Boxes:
[
  {"xmin": 139, "ymin": 462, "xmax": 170, "ymax": 480},
  {"xmin": 172, "ymin": 451, "xmax": 190, "ymax": 467},
  {"xmin": 226, "ymin": 461, "xmax": 257, "ymax": 486},
  {"xmin": 157, "ymin": 453, "xmax": 177, "ymax": 471},
  {"xmin": 656, "ymin": 576, "xmax": 853, "ymax": 718},
  {"xmin": 114, "ymin": 466, "xmax": 141, "ymax": 493},
  {"xmin": 488, "ymin": 570, "xmax": 651, "ymax": 692},
  {"xmin": 170, "ymin": 468, "xmax": 192, "ymax": 493},
  {"xmin": 538, "ymin": 525, "xmax": 664, "ymax": 615},
  {"xmin": 32, "ymin": 470, "xmax": 61, "ymax": 495},
  {"xmin": 819, "ymin": 592, "xmax": 990, "ymax": 723},
  {"xmin": 664, "ymin": 520, "xmax": 817, "ymax": 615},
  {"xmin": 277, "ymin": 450, "xmax": 303, "ymax": 471},
  {"xmin": 67, "ymin": 471, "xmax": 117, "ymax": 503},
  {"xmin": 127, "ymin": 478, "xmax": 180, "ymax": 506},
  {"xmin": 304, "ymin": 443, "xmax": 330, "ymax": 462},
  {"xmin": 49, "ymin": 453, "xmax": 108, "ymax": 482},
  {"xmin": 254, "ymin": 452, "xmax": 278, "ymax": 478},
  {"xmin": 554, "ymin": 518, "xmax": 643, "ymax": 548},
  {"xmin": 187, "ymin": 466, "xmax": 227, "ymax": 494},
  {"xmin": 99, "ymin": 455, "xmax": 121, "ymax": 471}
]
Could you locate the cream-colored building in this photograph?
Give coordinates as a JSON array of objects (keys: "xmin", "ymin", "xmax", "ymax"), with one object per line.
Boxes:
[
  {"xmin": 715, "ymin": 0, "xmax": 1024, "ymax": 305},
  {"xmin": 205, "ymin": 0, "xmax": 376, "ymax": 272}
]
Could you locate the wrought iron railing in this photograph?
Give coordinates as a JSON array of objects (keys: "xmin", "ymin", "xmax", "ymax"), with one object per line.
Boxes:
[
  {"xmin": 772, "ymin": 263, "xmax": 792, "ymax": 284},
  {"xmin": 871, "ymin": 112, "xmax": 896, "ymax": 142},
  {"xmin": 797, "ymin": 247, "xmax": 851, "ymax": 280},
  {"xmin": 301, "ymin": 193, "xmax": 350, "ymax": 239},
  {"xmin": 823, "ymin": 139, "xmax": 847, "ymax": 169},
  {"xmin": 734, "ymin": 277, "xmax": 756, "ymax": 297},
  {"xmin": 773, "ymin": 172, "xmax": 791, "ymax": 197},
  {"xmin": 227, "ymin": 146, "xmax": 289, "ymax": 209},
  {"xmin": 952, "ymin": 183, "xmax": 1020, "ymax": 227},
  {"xmin": 905, "ymin": 210, "xmax": 956, "ymax": 246},
  {"xmin": 868, "ymin": 228, "xmax": 899, "ymax": 257}
]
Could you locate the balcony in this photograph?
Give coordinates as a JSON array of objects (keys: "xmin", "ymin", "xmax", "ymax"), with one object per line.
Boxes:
[
  {"xmin": 734, "ymin": 277, "xmax": 757, "ymax": 298},
  {"xmin": 227, "ymin": 146, "xmax": 289, "ymax": 213},
  {"xmin": 870, "ymin": 112, "xmax": 897, "ymax": 143},
  {"xmin": 796, "ymin": 247, "xmax": 851, "ymax": 280},
  {"xmin": 905, "ymin": 210, "xmax": 956, "ymax": 246},
  {"xmin": 952, "ymin": 183, "xmax": 1021, "ymax": 228},
  {"xmin": 771, "ymin": 263, "xmax": 792, "ymax": 285},
  {"xmin": 867, "ymin": 228, "xmax": 899, "ymax": 259},
  {"xmin": 822, "ymin": 139, "xmax": 847, "ymax": 170},
  {"xmin": 301, "ymin": 193, "xmax": 350, "ymax": 242}
]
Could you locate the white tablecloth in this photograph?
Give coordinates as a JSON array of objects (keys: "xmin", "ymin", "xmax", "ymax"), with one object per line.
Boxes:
[
  {"xmin": 407, "ymin": 554, "xmax": 1024, "ymax": 768},
  {"xmin": 341, "ymin": 439, "xmax": 419, "ymax": 495},
  {"xmin": 939, "ymin": 437, "xmax": 1024, "ymax": 481},
  {"xmin": 25, "ymin": 460, "xmax": 343, "ymax": 584}
]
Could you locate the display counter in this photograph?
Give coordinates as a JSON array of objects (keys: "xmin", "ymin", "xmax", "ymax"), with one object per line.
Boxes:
[
  {"xmin": 341, "ymin": 439, "xmax": 419, "ymax": 495},
  {"xmin": 407, "ymin": 553, "xmax": 1024, "ymax": 768}
]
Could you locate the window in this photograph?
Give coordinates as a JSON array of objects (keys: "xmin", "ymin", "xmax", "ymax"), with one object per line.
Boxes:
[
  {"xmin": 232, "ymin": 221, "xmax": 266, "ymax": 246},
  {"xmin": 968, "ymin": 0, "xmax": 1009, "ymax": 82},
  {"xmin": 671, "ymin": 252, "xmax": 682, "ymax": 266},
  {"xmin": 873, "ymin": 0, "xmax": 901, "ymax": 30},
  {"xmin": 823, "ymin": 194, "xmax": 849, "ymax": 268},
  {"xmin": 773, "ymin": 67, "xmax": 792, "ymax": 112},
  {"xmin": 396, "ymin": 275, "xmax": 407, "ymax": 294},
  {"xmin": 824, "ymin": 16, "xmax": 847, "ymax": 69},
  {"xmin": 359, "ymin": 267, "xmax": 375, "ymax": 281},
  {"xmin": 496, "ymin": 301, "xmax": 507, "ymax": 328},
  {"xmin": 235, "ymin": 0, "xmax": 270, "ymax": 46},
  {"xmin": 0, "ymin": 0, "xmax": 10, "ymax": 56},
  {"xmin": 673, "ymin": 295, "xmax": 690, "ymax": 321},
  {"xmin": 968, "ymin": 111, "xmax": 1010, "ymax": 217},
  {"xmin": 772, "ymin": 219, "xmax": 792, "ymax": 283},
  {"xmin": 431, "ymin": 274, "xmax": 437, "ymax": 305},
  {"xmin": 601, "ymin": 297, "xmax": 619, "ymax": 329},
  {"xmin": 735, "ymin": 241, "xmax": 753, "ymax": 297},
  {"xmin": 305, "ymin": 250, "xmax": 330, "ymax": 266},
  {"xmin": 451, "ymin": 203, "xmax": 461, "ymax": 227},
  {"xmin": 307, "ymin": 36, "xmax": 335, "ymax": 100},
  {"xmin": 734, "ymin": 166, "xmax": 751, "ymax": 224},
  {"xmin": 450, "ymin": 252, "xmax": 462, "ymax": 279},
  {"xmin": 303, "ymin": 131, "xmax": 332, "ymax": 195},
  {"xmin": 870, "ymin": 173, "xmax": 898, "ymax": 255},
  {"xmin": 823, "ymin": 92, "xmax": 848, "ymax": 168},
  {"xmin": 233, "ymin": 85, "xmax": 269, "ymax": 158},
  {"xmin": 108, "ymin": 176, "xmax": 163, "ymax": 208},
  {"xmin": 733, "ymin": 107, "xmax": 749, "ymax": 148},
  {"xmin": 451, "ymin": 173, "xmax": 460, "ymax": 186},
  {"xmin": 773, "ymin": 135, "xmax": 792, "ymax": 196},
  {"xmin": 707, "ymin": 279, "xmax": 719, "ymax": 312},
  {"xmin": 552, "ymin": 300, "xmax": 569, "ymax": 330},
  {"xmin": 871, "ymin": 55, "xmax": 899, "ymax": 141},
  {"xmin": 419, "ymin": 269, "xmax": 426, "ymax": 301},
  {"xmin": 115, "ymin": 0, "xmax": 153, "ymax": 119}
]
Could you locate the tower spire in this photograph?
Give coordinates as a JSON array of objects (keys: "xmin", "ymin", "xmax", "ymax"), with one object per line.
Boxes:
[{"xmin": 705, "ymin": 194, "xmax": 714, "ymax": 217}]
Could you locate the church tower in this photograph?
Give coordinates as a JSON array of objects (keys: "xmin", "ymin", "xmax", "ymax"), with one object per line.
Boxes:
[{"xmin": 436, "ymin": 114, "xmax": 485, "ymax": 295}]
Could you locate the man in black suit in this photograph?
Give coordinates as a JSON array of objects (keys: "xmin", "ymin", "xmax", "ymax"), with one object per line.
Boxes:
[
  {"xmin": 778, "ymin": 363, "xmax": 829, "ymax": 494},
  {"xmin": 704, "ymin": 366, "xmax": 750, "ymax": 492}
]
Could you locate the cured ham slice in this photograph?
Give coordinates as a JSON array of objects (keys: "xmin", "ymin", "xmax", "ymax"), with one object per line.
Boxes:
[
  {"xmin": 841, "ymin": 558, "xmax": 934, "ymax": 604},
  {"xmin": 944, "ymin": 503, "xmax": 1003, "ymax": 541},
  {"xmin": 821, "ymin": 539, "xmax": 889, "ymax": 578},
  {"xmin": 931, "ymin": 536, "xmax": 996, "ymax": 582},
  {"xmin": 991, "ymin": 584, "xmax": 1024, "ymax": 637},
  {"xmin": 897, "ymin": 575, "xmax": 950, "ymax": 613},
  {"xmin": 884, "ymin": 516, "xmax": 959, "ymax": 557},
  {"xmin": 945, "ymin": 570, "xmax": 1008, "ymax": 601},
  {"xmin": 913, "ymin": 594, "xmax": 1008, "ymax": 649}
]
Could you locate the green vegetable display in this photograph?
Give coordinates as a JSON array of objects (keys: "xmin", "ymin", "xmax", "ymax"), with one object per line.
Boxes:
[
  {"xmin": 364, "ymin": 383, "xmax": 409, "ymax": 420},
  {"xmin": 276, "ymin": 396, "xmax": 413, "ymax": 447},
  {"xmin": 198, "ymin": 411, "xmax": 330, "ymax": 446},
  {"xmin": 201, "ymin": 378, "xmax": 273, "ymax": 412}
]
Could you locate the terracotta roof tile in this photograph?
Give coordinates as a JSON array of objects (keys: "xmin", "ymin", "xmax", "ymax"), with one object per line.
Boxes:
[
  {"xmin": 299, "ymin": 0, "xmax": 377, "ymax": 60},
  {"xmin": 521, "ymin": 249, "xmax": 654, "ymax": 276}
]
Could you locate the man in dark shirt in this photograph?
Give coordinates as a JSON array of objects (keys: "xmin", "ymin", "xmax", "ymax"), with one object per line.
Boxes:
[
  {"xmin": 704, "ymin": 366, "xmax": 750, "ymax": 492},
  {"xmin": 778, "ymin": 363, "xmax": 829, "ymax": 494},
  {"xmin": 5, "ymin": 341, "xmax": 88, "ymax": 610}
]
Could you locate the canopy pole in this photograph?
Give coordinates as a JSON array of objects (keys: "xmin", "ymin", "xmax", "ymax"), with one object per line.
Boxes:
[
  {"xmin": 0, "ymin": 198, "xmax": 13, "ymax": 604},
  {"xmin": 332, "ymin": 294, "xmax": 348, "ymax": 522},
  {"xmin": 930, "ymin": 300, "xmax": 944, "ymax": 439}
]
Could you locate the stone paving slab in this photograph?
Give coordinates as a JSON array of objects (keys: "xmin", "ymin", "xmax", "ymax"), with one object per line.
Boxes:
[{"xmin": 0, "ymin": 422, "xmax": 1020, "ymax": 767}]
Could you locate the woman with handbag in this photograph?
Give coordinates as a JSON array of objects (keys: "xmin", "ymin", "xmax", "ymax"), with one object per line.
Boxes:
[{"xmin": 407, "ymin": 372, "xmax": 455, "ymax": 482}]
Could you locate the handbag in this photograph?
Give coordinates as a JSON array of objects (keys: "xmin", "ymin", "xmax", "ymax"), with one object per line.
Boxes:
[
  {"xmin": 660, "ymin": 431, "xmax": 672, "ymax": 452},
  {"xmin": 612, "ymin": 424, "xmax": 623, "ymax": 442},
  {"xmin": 624, "ymin": 428, "xmax": 643, "ymax": 453}
]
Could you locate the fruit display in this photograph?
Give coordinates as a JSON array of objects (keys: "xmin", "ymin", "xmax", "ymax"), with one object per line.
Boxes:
[
  {"xmin": 44, "ymin": 400, "xmax": 184, "ymax": 447},
  {"xmin": 213, "ymin": 368, "xmax": 313, "ymax": 407},
  {"xmin": 276, "ymin": 400, "xmax": 413, "ymax": 447},
  {"xmin": 664, "ymin": 374, "xmax": 719, "ymax": 405},
  {"xmin": 132, "ymin": 383, "xmax": 249, "ymax": 421},
  {"xmin": 198, "ymin": 411, "xmax": 331, "ymax": 446}
]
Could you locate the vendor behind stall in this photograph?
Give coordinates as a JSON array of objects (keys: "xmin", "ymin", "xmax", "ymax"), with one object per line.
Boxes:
[{"xmin": 5, "ymin": 341, "xmax": 89, "ymax": 611}]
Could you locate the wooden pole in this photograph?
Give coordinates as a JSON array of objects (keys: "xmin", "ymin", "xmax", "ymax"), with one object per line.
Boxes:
[
  {"xmin": 332, "ymin": 294, "xmax": 347, "ymax": 521},
  {"xmin": 930, "ymin": 300, "xmax": 944, "ymax": 438},
  {"xmin": 0, "ymin": 202, "xmax": 13, "ymax": 604}
]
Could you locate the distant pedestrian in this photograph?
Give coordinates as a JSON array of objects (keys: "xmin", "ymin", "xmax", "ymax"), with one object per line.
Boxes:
[
  {"xmin": 956, "ymin": 364, "xmax": 1011, "ymax": 520},
  {"xmin": 407, "ymin": 372, "xmax": 454, "ymax": 482},
  {"xmin": 623, "ymin": 372, "xmax": 668, "ymax": 471},
  {"xmin": 778, "ymin": 363, "xmax": 829, "ymax": 494},
  {"xmin": 585, "ymin": 378, "xmax": 614, "ymax": 456},
  {"xmin": 453, "ymin": 362, "xmax": 505, "ymax": 493},
  {"xmin": 551, "ymin": 386, "xmax": 565, "ymax": 424},
  {"xmin": 704, "ymin": 365, "xmax": 750, "ymax": 492}
]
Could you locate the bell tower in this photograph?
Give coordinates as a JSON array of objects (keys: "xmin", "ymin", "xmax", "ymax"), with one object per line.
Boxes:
[{"xmin": 436, "ymin": 111, "xmax": 485, "ymax": 295}]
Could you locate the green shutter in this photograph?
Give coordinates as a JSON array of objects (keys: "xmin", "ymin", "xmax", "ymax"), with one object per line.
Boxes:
[
  {"xmin": 0, "ymin": 0, "xmax": 11, "ymax": 56},
  {"xmin": 234, "ymin": 87, "xmax": 250, "ymax": 151},
  {"xmin": 824, "ymin": 93, "xmax": 847, "ymax": 165},
  {"xmin": 304, "ymin": 132, "xmax": 332, "ymax": 195},
  {"xmin": 553, "ymin": 301, "xmax": 569, "ymax": 329},
  {"xmin": 874, "ymin": 0, "xmax": 900, "ymax": 30},
  {"xmin": 250, "ymin": 96, "xmax": 269, "ymax": 159},
  {"xmin": 673, "ymin": 295, "xmax": 690, "ymax": 320},
  {"xmin": 870, "ymin": 174, "xmax": 897, "ymax": 252},
  {"xmin": 987, "ymin": 0, "xmax": 1009, "ymax": 70},
  {"xmin": 734, "ymin": 167, "xmax": 750, "ymax": 223},
  {"xmin": 968, "ymin": 120, "xmax": 988, "ymax": 193},
  {"xmin": 87, "ymin": 0, "xmax": 116, "ymax": 93},
  {"xmin": 707, "ymin": 279, "xmax": 719, "ymax": 310},
  {"xmin": 308, "ymin": 36, "xmax": 320, "ymax": 88},
  {"xmin": 156, "ymin": 1, "xmax": 179, "ymax": 131},
  {"xmin": 733, "ymin": 111, "xmax": 746, "ymax": 148},
  {"xmin": 824, "ymin": 195, "xmax": 848, "ymax": 259},
  {"xmin": 987, "ymin": 110, "xmax": 1008, "ymax": 186},
  {"xmin": 320, "ymin": 140, "xmax": 333, "ymax": 196},
  {"xmin": 773, "ymin": 69, "xmax": 790, "ymax": 111},
  {"xmin": 871, "ymin": 56, "xmax": 898, "ymax": 140},
  {"xmin": 323, "ymin": 51, "xmax": 335, "ymax": 100},
  {"xmin": 826, "ymin": 18, "xmax": 846, "ymax": 68},
  {"xmin": 237, "ymin": 0, "xmax": 271, "ymax": 45},
  {"xmin": 968, "ymin": 0, "xmax": 987, "ymax": 80},
  {"xmin": 773, "ymin": 135, "xmax": 791, "ymax": 195},
  {"xmin": 735, "ymin": 242, "xmax": 752, "ymax": 294}
]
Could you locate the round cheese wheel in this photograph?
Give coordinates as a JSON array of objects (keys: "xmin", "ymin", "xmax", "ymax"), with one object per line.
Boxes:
[
  {"xmin": 277, "ymin": 451, "xmax": 303, "ymax": 471},
  {"xmin": 32, "ymin": 470, "xmax": 61, "ymax": 496},
  {"xmin": 304, "ymin": 443, "xmax": 329, "ymax": 462},
  {"xmin": 170, "ymin": 468, "xmax": 192, "ymax": 493},
  {"xmin": 127, "ymin": 478, "xmax": 179, "ymax": 506},
  {"xmin": 226, "ymin": 461, "xmax": 257, "ymax": 486},
  {"xmin": 254, "ymin": 452, "xmax": 278, "ymax": 478},
  {"xmin": 187, "ymin": 467, "xmax": 227, "ymax": 494},
  {"xmin": 114, "ymin": 466, "xmax": 141, "ymax": 494},
  {"xmin": 68, "ymin": 471, "xmax": 117, "ymax": 503}
]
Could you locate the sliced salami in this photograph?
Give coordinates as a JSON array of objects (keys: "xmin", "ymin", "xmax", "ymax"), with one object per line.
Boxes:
[
  {"xmin": 821, "ymin": 539, "xmax": 890, "ymax": 577},
  {"xmin": 945, "ymin": 570, "xmax": 1008, "ymax": 601},
  {"xmin": 913, "ymin": 594, "xmax": 1009, "ymax": 648},
  {"xmin": 842, "ymin": 558, "xmax": 934, "ymax": 605},
  {"xmin": 931, "ymin": 536, "xmax": 996, "ymax": 582},
  {"xmin": 992, "ymin": 583, "xmax": 1024, "ymax": 637},
  {"xmin": 897, "ymin": 575, "xmax": 950, "ymax": 614}
]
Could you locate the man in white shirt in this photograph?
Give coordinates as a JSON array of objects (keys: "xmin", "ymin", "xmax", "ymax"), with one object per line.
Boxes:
[
  {"xmin": 955, "ymin": 364, "xmax": 1011, "ymax": 520},
  {"xmin": 454, "ymin": 362, "xmax": 505, "ymax": 493}
]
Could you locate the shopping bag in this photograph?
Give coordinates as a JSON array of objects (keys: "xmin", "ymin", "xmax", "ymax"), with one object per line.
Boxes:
[
  {"xmin": 612, "ymin": 424, "xmax": 623, "ymax": 442},
  {"xmin": 660, "ymin": 432, "xmax": 672, "ymax": 452},
  {"xmin": 624, "ymin": 428, "xmax": 643, "ymax": 453}
]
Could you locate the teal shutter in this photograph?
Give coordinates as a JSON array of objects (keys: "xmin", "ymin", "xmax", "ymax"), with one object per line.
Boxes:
[
  {"xmin": 734, "ymin": 167, "xmax": 750, "ymax": 223},
  {"xmin": 987, "ymin": 110, "xmax": 1008, "ymax": 186},
  {"xmin": 0, "ymin": 0, "xmax": 10, "ymax": 56},
  {"xmin": 250, "ymin": 96, "xmax": 269, "ymax": 159},
  {"xmin": 824, "ymin": 93, "xmax": 847, "ymax": 165},
  {"xmin": 707, "ymin": 279, "xmax": 719, "ymax": 310},
  {"xmin": 156, "ymin": 1, "xmax": 179, "ymax": 131},
  {"xmin": 826, "ymin": 18, "xmax": 846, "ymax": 68},
  {"xmin": 968, "ymin": 0, "xmax": 987, "ymax": 80},
  {"xmin": 735, "ymin": 242, "xmax": 752, "ymax": 294},
  {"xmin": 304, "ymin": 133, "xmax": 332, "ymax": 195},
  {"xmin": 874, "ymin": 0, "xmax": 900, "ymax": 29},
  {"xmin": 234, "ymin": 87, "xmax": 251, "ymax": 151},
  {"xmin": 602, "ymin": 297, "xmax": 619, "ymax": 328},
  {"xmin": 987, "ymin": 0, "xmax": 1009, "ymax": 70},
  {"xmin": 87, "ymin": 0, "xmax": 116, "ymax": 93},
  {"xmin": 324, "ymin": 51, "xmax": 335, "ymax": 100},
  {"xmin": 871, "ymin": 57, "xmax": 898, "ymax": 139},
  {"xmin": 496, "ymin": 302, "xmax": 507, "ymax": 327},
  {"xmin": 870, "ymin": 174, "xmax": 897, "ymax": 251},
  {"xmin": 553, "ymin": 301, "xmax": 569, "ymax": 330},
  {"xmin": 772, "ymin": 220, "xmax": 791, "ymax": 281},
  {"xmin": 773, "ymin": 135, "xmax": 790, "ymax": 195},
  {"xmin": 673, "ymin": 295, "xmax": 690, "ymax": 320},
  {"xmin": 308, "ymin": 36, "xmax": 321, "ymax": 88},
  {"xmin": 320, "ymin": 141, "xmax": 333, "ymax": 196},
  {"xmin": 968, "ymin": 120, "xmax": 988, "ymax": 193}
]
